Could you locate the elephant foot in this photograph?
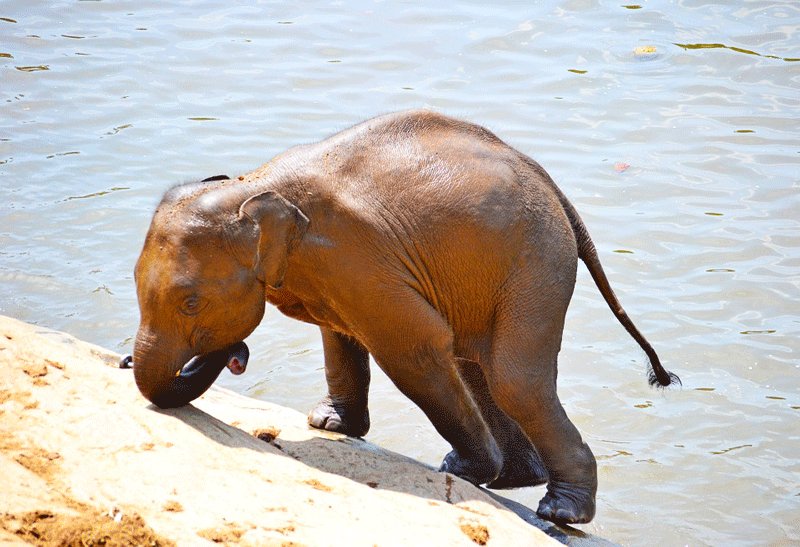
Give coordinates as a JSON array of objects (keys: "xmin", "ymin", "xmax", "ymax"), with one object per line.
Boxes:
[
  {"xmin": 307, "ymin": 396, "xmax": 370, "ymax": 438},
  {"xmin": 486, "ymin": 447, "xmax": 548, "ymax": 489},
  {"xmin": 439, "ymin": 448, "xmax": 502, "ymax": 486},
  {"xmin": 536, "ymin": 480, "xmax": 596, "ymax": 525}
]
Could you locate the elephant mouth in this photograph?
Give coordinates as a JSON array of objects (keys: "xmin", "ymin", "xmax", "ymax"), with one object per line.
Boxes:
[
  {"xmin": 126, "ymin": 340, "xmax": 251, "ymax": 408},
  {"xmin": 181, "ymin": 341, "xmax": 250, "ymax": 378},
  {"xmin": 122, "ymin": 341, "xmax": 250, "ymax": 375}
]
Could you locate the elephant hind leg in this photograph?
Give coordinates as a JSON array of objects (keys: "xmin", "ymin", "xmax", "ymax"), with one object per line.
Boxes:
[
  {"xmin": 455, "ymin": 358, "xmax": 548, "ymax": 489},
  {"xmin": 486, "ymin": 300, "xmax": 597, "ymax": 524},
  {"xmin": 358, "ymin": 291, "xmax": 502, "ymax": 486}
]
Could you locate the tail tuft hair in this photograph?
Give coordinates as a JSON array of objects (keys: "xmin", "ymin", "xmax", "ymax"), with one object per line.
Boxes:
[{"xmin": 647, "ymin": 366, "xmax": 682, "ymax": 388}]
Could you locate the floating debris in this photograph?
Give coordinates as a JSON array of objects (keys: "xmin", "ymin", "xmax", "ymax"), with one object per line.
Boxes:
[{"xmin": 634, "ymin": 45, "xmax": 658, "ymax": 59}]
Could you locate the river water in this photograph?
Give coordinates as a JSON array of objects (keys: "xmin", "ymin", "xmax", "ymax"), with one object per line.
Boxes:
[{"xmin": 1, "ymin": 2, "xmax": 798, "ymax": 545}]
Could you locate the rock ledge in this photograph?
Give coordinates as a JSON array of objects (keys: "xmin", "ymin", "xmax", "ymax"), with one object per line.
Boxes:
[{"xmin": 0, "ymin": 315, "xmax": 603, "ymax": 546}]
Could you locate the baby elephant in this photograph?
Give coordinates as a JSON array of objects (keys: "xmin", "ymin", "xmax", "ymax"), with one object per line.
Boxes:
[{"xmin": 129, "ymin": 110, "xmax": 679, "ymax": 524}]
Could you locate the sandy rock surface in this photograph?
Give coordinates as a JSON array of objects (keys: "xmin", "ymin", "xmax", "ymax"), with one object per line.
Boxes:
[{"xmin": 0, "ymin": 315, "xmax": 572, "ymax": 546}]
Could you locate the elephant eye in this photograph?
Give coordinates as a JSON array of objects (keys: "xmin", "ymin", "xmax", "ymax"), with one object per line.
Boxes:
[{"xmin": 180, "ymin": 294, "xmax": 203, "ymax": 316}]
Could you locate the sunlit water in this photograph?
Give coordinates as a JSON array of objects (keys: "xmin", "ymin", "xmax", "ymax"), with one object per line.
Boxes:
[{"xmin": 2, "ymin": 2, "xmax": 798, "ymax": 545}]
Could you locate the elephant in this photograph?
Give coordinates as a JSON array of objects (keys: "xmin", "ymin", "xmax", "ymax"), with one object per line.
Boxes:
[{"xmin": 127, "ymin": 110, "xmax": 679, "ymax": 525}]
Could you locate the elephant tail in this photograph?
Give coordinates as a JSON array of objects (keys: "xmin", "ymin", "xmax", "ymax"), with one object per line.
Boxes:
[{"xmin": 556, "ymin": 187, "xmax": 681, "ymax": 388}]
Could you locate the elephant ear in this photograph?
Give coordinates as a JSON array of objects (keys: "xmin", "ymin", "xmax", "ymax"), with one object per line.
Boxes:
[{"xmin": 238, "ymin": 191, "xmax": 309, "ymax": 288}]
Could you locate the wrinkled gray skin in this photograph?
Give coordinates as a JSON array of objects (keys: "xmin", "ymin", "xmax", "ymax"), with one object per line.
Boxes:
[{"xmin": 129, "ymin": 110, "xmax": 678, "ymax": 525}]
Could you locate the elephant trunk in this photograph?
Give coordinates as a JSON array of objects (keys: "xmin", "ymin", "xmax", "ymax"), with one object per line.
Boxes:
[{"xmin": 132, "ymin": 330, "xmax": 249, "ymax": 408}]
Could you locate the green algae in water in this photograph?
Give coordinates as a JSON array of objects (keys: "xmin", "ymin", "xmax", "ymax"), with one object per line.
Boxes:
[
  {"xmin": 598, "ymin": 450, "xmax": 633, "ymax": 460},
  {"xmin": 46, "ymin": 151, "xmax": 80, "ymax": 159},
  {"xmin": 675, "ymin": 42, "xmax": 800, "ymax": 62},
  {"xmin": 105, "ymin": 123, "xmax": 132, "ymax": 135},
  {"xmin": 16, "ymin": 65, "xmax": 49, "ymax": 72},
  {"xmin": 711, "ymin": 444, "xmax": 752, "ymax": 455},
  {"xmin": 63, "ymin": 186, "xmax": 130, "ymax": 201}
]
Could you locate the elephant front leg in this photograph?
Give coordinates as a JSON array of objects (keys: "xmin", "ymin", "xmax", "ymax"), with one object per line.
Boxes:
[{"xmin": 307, "ymin": 327, "xmax": 371, "ymax": 437}]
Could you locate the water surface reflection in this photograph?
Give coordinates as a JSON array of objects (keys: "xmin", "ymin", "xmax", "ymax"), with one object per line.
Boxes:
[{"xmin": 1, "ymin": 2, "xmax": 798, "ymax": 545}]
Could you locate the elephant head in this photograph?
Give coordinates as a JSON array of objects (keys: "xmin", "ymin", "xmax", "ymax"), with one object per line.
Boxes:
[{"xmin": 131, "ymin": 177, "xmax": 309, "ymax": 408}]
